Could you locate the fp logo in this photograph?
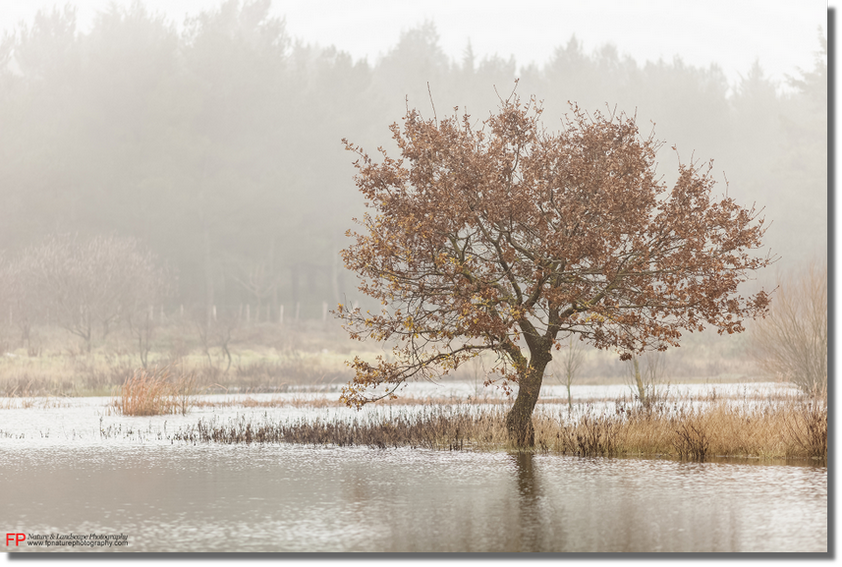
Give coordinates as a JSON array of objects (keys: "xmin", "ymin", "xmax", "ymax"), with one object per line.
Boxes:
[{"xmin": 6, "ymin": 533, "xmax": 25, "ymax": 546}]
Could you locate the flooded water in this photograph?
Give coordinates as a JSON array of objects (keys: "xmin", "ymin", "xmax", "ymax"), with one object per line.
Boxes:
[{"xmin": 0, "ymin": 382, "xmax": 827, "ymax": 553}]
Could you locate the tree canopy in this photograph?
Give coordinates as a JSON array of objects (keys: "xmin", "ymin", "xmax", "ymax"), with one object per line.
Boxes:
[{"xmin": 338, "ymin": 94, "xmax": 772, "ymax": 446}]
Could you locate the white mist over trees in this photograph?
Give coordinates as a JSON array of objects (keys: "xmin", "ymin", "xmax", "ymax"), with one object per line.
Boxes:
[{"xmin": 0, "ymin": 0, "xmax": 827, "ymax": 328}]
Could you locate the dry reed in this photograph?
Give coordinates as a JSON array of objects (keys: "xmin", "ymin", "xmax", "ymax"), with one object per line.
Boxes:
[
  {"xmin": 545, "ymin": 393, "xmax": 827, "ymax": 461},
  {"xmin": 171, "ymin": 392, "xmax": 827, "ymax": 462},
  {"xmin": 114, "ymin": 367, "xmax": 199, "ymax": 416}
]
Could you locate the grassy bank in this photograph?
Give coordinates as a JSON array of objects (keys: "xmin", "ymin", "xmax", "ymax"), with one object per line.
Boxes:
[
  {"xmin": 0, "ymin": 321, "xmax": 361, "ymax": 397},
  {"xmin": 165, "ymin": 391, "xmax": 826, "ymax": 463},
  {"xmin": 0, "ymin": 318, "xmax": 766, "ymax": 397}
]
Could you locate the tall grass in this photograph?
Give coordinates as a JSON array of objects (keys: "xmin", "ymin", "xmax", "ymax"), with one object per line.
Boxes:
[
  {"xmin": 536, "ymin": 393, "xmax": 827, "ymax": 461},
  {"xmin": 171, "ymin": 392, "xmax": 827, "ymax": 462},
  {"xmin": 114, "ymin": 367, "xmax": 198, "ymax": 416}
]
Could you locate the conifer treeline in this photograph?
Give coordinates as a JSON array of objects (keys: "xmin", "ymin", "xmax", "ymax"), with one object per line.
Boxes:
[{"xmin": 0, "ymin": 1, "xmax": 826, "ymax": 317}]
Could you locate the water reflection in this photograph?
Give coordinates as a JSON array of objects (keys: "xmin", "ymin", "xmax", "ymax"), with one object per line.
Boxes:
[
  {"xmin": 0, "ymin": 383, "xmax": 825, "ymax": 553},
  {"xmin": 0, "ymin": 445, "xmax": 826, "ymax": 553},
  {"xmin": 510, "ymin": 451, "xmax": 547, "ymax": 552}
]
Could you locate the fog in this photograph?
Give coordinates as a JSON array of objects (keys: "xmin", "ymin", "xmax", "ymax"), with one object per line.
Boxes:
[{"xmin": 0, "ymin": 1, "xmax": 827, "ymax": 367}]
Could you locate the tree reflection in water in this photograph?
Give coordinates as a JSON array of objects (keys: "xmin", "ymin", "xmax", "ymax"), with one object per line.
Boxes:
[{"xmin": 509, "ymin": 452, "xmax": 561, "ymax": 552}]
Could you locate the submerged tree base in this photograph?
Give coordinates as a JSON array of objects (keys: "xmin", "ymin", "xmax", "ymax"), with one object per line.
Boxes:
[{"xmin": 170, "ymin": 393, "xmax": 827, "ymax": 463}]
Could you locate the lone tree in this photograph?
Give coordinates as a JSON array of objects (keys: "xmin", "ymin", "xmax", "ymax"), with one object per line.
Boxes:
[{"xmin": 338, "ymin": 94, "xmax": 772, "ymax": 447}]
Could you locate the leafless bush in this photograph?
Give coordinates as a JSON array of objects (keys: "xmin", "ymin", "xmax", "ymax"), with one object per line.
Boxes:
[
  {"xmin": 673, "ymin": 423, "xmax": 710, "ymax": 461},
  {"xmin": 626, "ymin": 352, "xmax": 669, "ymax": 409},
  {"xmin": 194, "ymin": 308, "xmax": 239, "ymax": 374},
  {"xmin": 11, "ymin": 234, "xmax": 168, "ymax": 354},
  {"xmin": 0, "ymin": 252, "xmax": 44, "ymax": 353},
  {"xmin": 228, "ymin": 258, "xmax": 281, "ymax": 324},
  {"xmin": 549, "ymin": 337, "xmax": 586, "ymax": 413},
  {"xmin": 749, "ymin": 261, "xmax": 827, "ymax": 394}
]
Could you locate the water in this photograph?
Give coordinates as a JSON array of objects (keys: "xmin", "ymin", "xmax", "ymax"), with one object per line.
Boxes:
[{"xmin": 0, "ymin": 382, "xmax": 827, "ymax": 553}]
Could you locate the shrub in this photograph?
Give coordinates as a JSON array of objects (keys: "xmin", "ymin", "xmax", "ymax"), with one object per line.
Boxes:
[
  {"xmin": 115, "ymin": 367, "xmax": 197, "ymax": 416},
  {"xmin": 749, "ymin": 261, "xmax": 827, "ymax": 394}
]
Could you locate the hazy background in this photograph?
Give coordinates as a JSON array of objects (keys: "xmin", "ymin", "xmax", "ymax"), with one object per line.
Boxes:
[
  {"xmin": 0, "ymin": 0, "xmax": 827, "ymax": 329},
  {"xmin": 1, "ymin": 0, "xmax": 826, "ymax": 92}
]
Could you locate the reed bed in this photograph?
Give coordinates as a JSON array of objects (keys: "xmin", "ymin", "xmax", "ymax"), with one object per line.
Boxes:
[
  {"xmin": 171, "ymin": 405, "xmax": 506, "ymax": 450},
  {"xmin": 187, "ymin": 383, "xmax": 799, "ymax": 410},
  {"xmin": 534, "ymin": 394, "xmax": 827, "ymax": 461},
  {"xmin": 170, "ymin": 392, "xmax": 827, "ymax": 462},
  {"xmin": 113, "ymin": 367, "xmax": 199, "ymax": 416}
]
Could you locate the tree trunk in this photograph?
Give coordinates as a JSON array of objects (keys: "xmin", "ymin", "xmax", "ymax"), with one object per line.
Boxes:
[
  {"xmin": 331, "ymin": 247, "xmax": 341, "ymax": 305},
  {"xmin": 84, "ymin": 309, "xmax": 92, "ymax": 354},
  {"xmin": 269, "ymin": 236, "xmax": 279, "ymax": 319},
  {"xmin": 506, "ymin": 354, "xmax": 551, "ymax": 448},
  {"xmin": 290, "ymin": 264, "xmax": 300, "ymax": 308},
  {"xmin": 203, "ymin": 223, "xmax": 214, "ymax": 329},
  {"xmin": 566, "ymin": 381, "xmax": 573, "ymax": 414},
  {"xmin": 633, "ymin": 357, "xmax": 647, "ymax": 407}
]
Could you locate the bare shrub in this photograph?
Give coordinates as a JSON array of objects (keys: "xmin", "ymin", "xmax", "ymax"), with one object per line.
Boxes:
[
  {"xmin": 194, "ymin": 309, "xmax": 238, "ymax": 374},
  {"xmin": 625, "ymin": 352, "xmax": 669, "ymax": 409},
  {"xmin": 549, "ymin": 338, "xmax": 586, "ymax": 413},
  {"xmin": 13, "ymin": 234, "xmax": 168, "ymax": 354},
  {"xmin": 749, "ymin": 260, "xmax": 827, "ymax": 394},
  {"xmin": 0, "ymin": 252, "xmax": 45, "ymax": 354},
  {"xmin": 673, "ymin": 423, "xmax": 710, "ymax": 461},
  {"xmin": 557, "ymin": 415, "xmax": 618, "ymax": 456}
]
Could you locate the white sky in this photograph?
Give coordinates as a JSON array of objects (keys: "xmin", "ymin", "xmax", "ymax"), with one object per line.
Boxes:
[{"xmin": 0, "ymin": 0, "xmax": 828, "ymax": 92}]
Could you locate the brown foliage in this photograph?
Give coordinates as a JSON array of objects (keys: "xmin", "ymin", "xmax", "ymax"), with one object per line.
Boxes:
[{"xmin": 338, "ymin": 91, "xmax": 772, "ymax": 445}]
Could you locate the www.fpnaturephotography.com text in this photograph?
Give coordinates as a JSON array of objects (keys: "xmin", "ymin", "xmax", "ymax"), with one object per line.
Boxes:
[{"xmin": 7, "ymin": 533, "xmax": 129, "ymax": 549}]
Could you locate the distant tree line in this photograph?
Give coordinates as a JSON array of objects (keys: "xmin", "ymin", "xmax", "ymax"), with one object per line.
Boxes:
[
  {"xmin": 0, "ymin": 0, "xmax": 826, "ymax": 324},
  {"xmin": 0, "ymin": 234, "xmax": 167, "ymax": 355}
]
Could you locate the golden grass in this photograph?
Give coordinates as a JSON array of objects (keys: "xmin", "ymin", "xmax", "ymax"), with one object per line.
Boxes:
[
  {"xmin": 532, "ymin": 394, "xmax": 827, "ymax": 461},
  {"xmin": 172, "ymin": 392, "xmax": 827, "ymax": 462},
  {"xmin": 113, "ymin": 367, "xmax": 199, "ymax": 416}
]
